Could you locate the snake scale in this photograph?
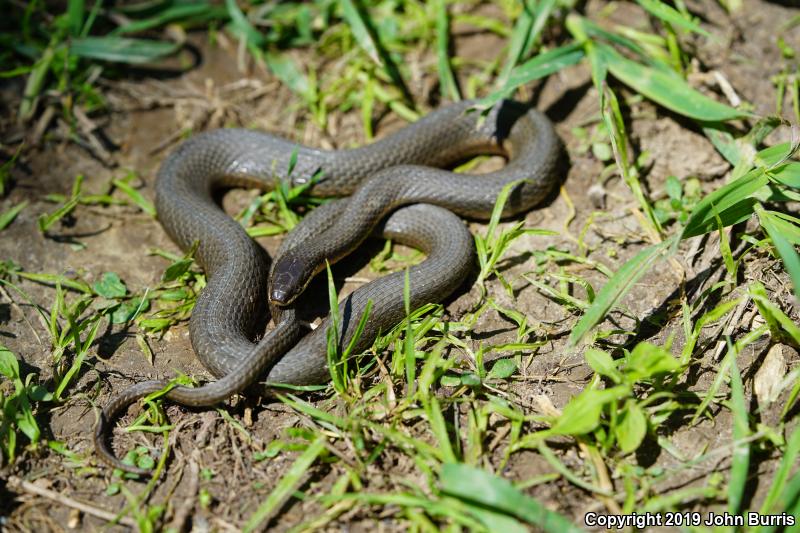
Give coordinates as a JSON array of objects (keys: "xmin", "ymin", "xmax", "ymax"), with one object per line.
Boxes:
[{"xmin": 94, "ymin": 99, "xmax": 561, "ymax": 474}]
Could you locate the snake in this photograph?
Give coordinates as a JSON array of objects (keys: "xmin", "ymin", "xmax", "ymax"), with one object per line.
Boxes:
[{"xmin": 93, "ymin": 99, "xmax": 561, "ymax": 474}]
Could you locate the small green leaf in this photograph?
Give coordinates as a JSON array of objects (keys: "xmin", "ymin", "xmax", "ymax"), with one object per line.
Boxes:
[
  {"xmin": 29, "ymin": 385, "xmax": 51, "ymax": 402},
  {"xmin": 162, "ymin": 258, "xmax": 193, "ymax": 282},
  {"xmin": 585, "ymin": 348, "xmax": 622, "ymax": 383},
  {"xmin": 591, "ymin": 142, "xmax": 612, "ymax": 161},
  {"xmin": 615, "ymin": 401, "xmax": 647, "ymax": 453},
  {"xmin": 67, "ymin": 0, "xmax": 85, "ymax": 37},
  {"xmin": 496, "ymin": 0, "xmax": 557, "ymax": 87},
  {"xmin": 0, "ymin": 344, "xmax": 20, "ymax": 379},
  {"xmin": 487, "ymin": 358, "xmax": 517, "ymax": 380},
  {"xmin": 760, "ymin": 426, "xmax": 800, "ymax": 513},
  {"xmin": 136, "ymin": 452, "xmax": 155, "ymax": 471},
  {"xmin": 461, "ymin": 373, "xmax": 481, "ymax": 386},
  {"xmin": 440, "ymin": 374, "xmax": 461, "ymax": 387},
  {"xmin": 20, "ymin": 44, "xmax": 56, "ymax": 122},
  {"xmin": 624, "ymin": 342, "xmax": 681, "ymax": 382},
  {"xmin": 550, "ymin": 387, "xmax": 626, "ymax": 436},
  {"xmin": 16, "ymin": 407, "xmax": 40, "ymax": 442},
  {"xmin": 93, "ymin": 272, "xmax": 127, "ymax": 299},
  {"xmin": 665, "ymin": 176, "xmax": 682, "ymax": 202},
  {"xmin": 38, "ymin": 196, "xmax": 80, "ymax": 234},
  {"xmin": 339, "ymin": 0, "xmax": 408, "ymax": 99},
  {"xmin": 111, "ymin": 296, "xmax": 150, "ymax": 324}
]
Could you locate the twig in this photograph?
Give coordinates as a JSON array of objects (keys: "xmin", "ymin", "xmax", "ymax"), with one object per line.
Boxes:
[
  {"xmin": 168, "ymin": 451, "xmax": 200, "ymax": 532},
  {"xmin": 713, "ymin": 71, "xmax": 742, "ymax": 107},
  {"xmin": 7, "ymin": 476, "xmax": 138, "ymax": 528}
]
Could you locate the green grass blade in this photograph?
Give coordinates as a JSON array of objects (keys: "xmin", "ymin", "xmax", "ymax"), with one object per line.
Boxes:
[
  {"xmin": 756, "ymin": 206, "xmax": 800, "ymax": 301},
  {"xmin": 760, "ymin": 425, "xmax": 800, "ymax": 515},
  {"xmin": 340, "ymin": 0, "xmax": 381, "ymax": 65},
  {"xmin": 690, "ymin": 333, "xmax": 736, "ymax": 422},
  {"xmin": 783, "ymin": 480, "xmax": 800, "ymax": 533},
  {"xmin": 749, "ymin": 283, "xmax": 800, "ymax": 345},
  {"xmin": 636, "ymin": 0, "xmax": 712, "ymax": 38},
  {"xmin": 497, "ymin": 0, "xmax": 535, "ymax": 87},
  {"xmin": 681, "ymin": 168, "xmax": 769, "ymax": 238},
  {"xmin": 320, "ymin": 492, "xmax": 484, "ymax": 530},
  {"xmin": 54, "ymin": 317, "xmax": 103, "ymax": 400},
  {"xmin": 79, "ymin": 0, "xmax": 102, "ymax": 37},
  {"xmin": 573, "ymin": 15, "xmax": 668, "ymax": 72},
  {"xmin": 0, "ymin": 201, "xmax": 27, "ymax": 231},
  {"xmin": 701, "ymin": 121, "xmax": 741, "ymax": 165},
  {"xmin": 403, "ymin": 269, "xmax": 415, "ymax": 395},
  {"xmin": 481, "ymin": 44, "xmax": 584, "ymax": 108},
  {"xmin": 425, "ymin": 396, "xmax": 457, "ymax": 463},
  {"xmin": 325, "ymin": 262, "xmax": 345, "ymax": 393},
  {"xmin": 727, "ymin": 349, "xmax": 749, "ymax": 515},
  {"xmin": 67, "ymin": 0, "xmax": 85, "ymax": 37},
  {"xmin": 603, "ymin": 84, "xmax": 662, "ymax": 235},
  {"xmin": 20, "ymin": 44, "xmax": 56, "ymax": 122},
  {"xmin": 280, "ymin": 394, "xmax": 348, "ymax": 430},
  {"xmin": 38, "ymin": 196, "xmax": 80, "ymax": 234},
  {"xmin": 224, "ymin": 0, "xmax": 265, "ymax": 49},
  {"xmin": 769, "ymin": 162, "xmax": 800, "ymax": 189},
  {"xmin": 598, "ymin": 43, "xmax": 745, "ymax": 121},
  {"xmin": 496, "ymin": 0, "xmax": 557, "ymax": 87},
  {"xmin": 243, "ymin": 435, "xmax": 326, "ymax": 532},
  {"xmin": 568, "ymin": 237, "xmax": 676, "ymax": 347},
  {"xmin": 343, "ymin": 299, "xmax": 373, "ymax": 358},
  {"xmin": 112, "ymin": 179, "xmax": 155, "ymax": 217},
  {"xmin": 339, "ymin": 0, "xmax": 409, "ymax": 102},
  {"xmin": 112, "ymin": 3, "xmax": 221, "ymax": 35},
  {"xmin": 440, "ymin": 463, "xmax": 583, "ymax": 532},
  {"xmin": 264, "ymin": 52, "xmax": 314, "ymax": 102},
  {"xmin": 435, "ymin": 0, "xmax": 459, "ymax": 101},
  {"xmin": 69, "ymin": 37, "xmax": 180, "ymax": 64}
]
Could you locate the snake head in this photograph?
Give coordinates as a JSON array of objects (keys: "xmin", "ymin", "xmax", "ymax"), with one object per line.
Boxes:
[{"xmin": 270, "ymin": 253, "xmax": 314, "ymax": 305}]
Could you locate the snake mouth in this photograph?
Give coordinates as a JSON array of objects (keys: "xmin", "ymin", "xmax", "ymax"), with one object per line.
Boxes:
[{"xmin": 270, "ymin": 287, "xmax": 292, "ymax": 306}]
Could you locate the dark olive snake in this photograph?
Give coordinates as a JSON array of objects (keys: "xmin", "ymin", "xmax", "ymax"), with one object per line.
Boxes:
[{"xmin": 94, "ymin": 99, "xmax": 561, "ymax": 474}]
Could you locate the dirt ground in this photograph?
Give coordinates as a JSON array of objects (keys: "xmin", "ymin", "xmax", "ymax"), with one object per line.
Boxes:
[{"xmin": 1, "ymin": 0, "xmax": 799, "ymax": 531}]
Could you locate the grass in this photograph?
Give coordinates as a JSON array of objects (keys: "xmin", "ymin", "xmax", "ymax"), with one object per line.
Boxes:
[{"xmin": 1, "ymin": 0, "xmax": 800, "ymax": 530}]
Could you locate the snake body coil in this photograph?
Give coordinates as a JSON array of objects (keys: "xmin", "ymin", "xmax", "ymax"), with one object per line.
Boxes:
[{"xmin": 94, "ymin": 99, "xmax": 561, "ymax": 473}]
